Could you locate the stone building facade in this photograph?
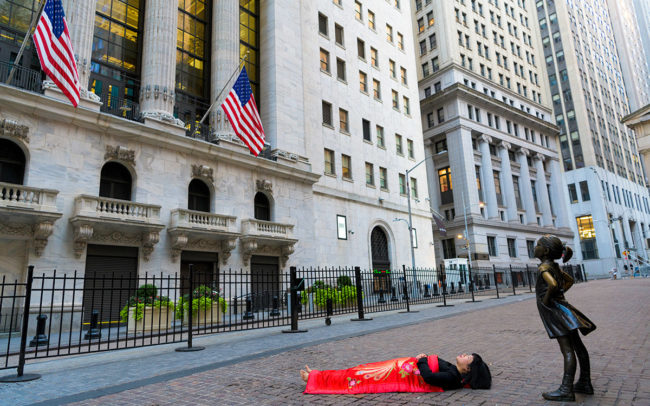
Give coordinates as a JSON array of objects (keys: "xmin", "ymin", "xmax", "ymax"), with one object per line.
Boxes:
[{"xmin": 0, "ymin": 0, "xmax": 435, "ymax": 322}]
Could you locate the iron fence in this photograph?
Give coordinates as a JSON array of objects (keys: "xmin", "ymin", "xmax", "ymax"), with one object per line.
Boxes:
[
  {"xmin": 0, "ymin": 262, "xmax": 588, "ymax": 379},
  {"xmin": 0, "ymin": 61, "xmax": 43, "ymax": 93}
]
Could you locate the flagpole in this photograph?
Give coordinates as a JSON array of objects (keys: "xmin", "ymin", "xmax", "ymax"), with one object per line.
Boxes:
[
  {"xmin": 195, "ymin": 50, "xmax": 251, "ymax": 132},
  {"xmin": 6, "ymin": 0, "xmax": 46, "ymax": 86}
]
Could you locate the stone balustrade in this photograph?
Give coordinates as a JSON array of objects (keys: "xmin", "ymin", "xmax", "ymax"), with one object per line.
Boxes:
[
  {"xmin": 241, "ymin": 219, "xmax": 294, "ymax": 239},
  {"xmin": 73, "ymin": 195, "xmax": 161, "ymax": 223},
  {"xmin": 170, "ymin": 209, "xmax": 237, "ymax": 233},
  {"xmin": 0, "ymin": 182, "xmax": 59, "ymax": 213}
]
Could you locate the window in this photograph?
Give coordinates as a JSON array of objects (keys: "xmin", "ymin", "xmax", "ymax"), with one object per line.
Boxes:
[
  {"xmin": 324, "ymin": 149, "xmax": 335, "ymax": 175},
  {"xmin": 373, "ymin": 79, "xmax": 381, "ymax": 100},
  {"xmin": 386, "ymin": 24, "xmax": 393, "ymax": 42},
  {"xmin": 429, "ymin": 33, "xmax": 437, "ymax": 49},
  {"xmin": 357, "ymin": 38, "xmax": 365, "ymax": 59},
  {"xmin": 322, "ymin": 101, "xmax": 332, "ymax": 126},
  {"xmin": 342, "ymin": 154, "xmax": 352, "ymax": 179},
  {"xmin": 399, "ymin": 173, "xmax": 407, "ymax": 195},
  {"xmin": 354, "ymin": 1, "xmax": 362, "ymax": 20},
  {"xmin": 365, "ymin": 162, "xmax": 374, "ymax": 186},
  {"xmin": 435, "ymin": 139, "xmax": 447, "ymax": 153},
  {"xmin": 513, "ymin": 176, "xmax": 522, "ymax": 209},
  {"xmin": 527, "ymin": 240, "xmax": 535, "ymax": 258},
  {"xmin": 254, "ymin": 192, "xmax": 271, "ymax": 221},
  {"xmin": 362, "ymin": 119, "xmax": 371, "ymax": 141},
  {"xmin": 100, "ymin": 162, "xmax": 132, "ymax": 201},
  {"xmin": 579, "ymin": 181, "xmax": 590, "ymax": 201},
  {"xmin": 370, "ymin": 47, "xmax": 378, "ymax": 67},
  {"xmin": 397, "ymin": 32, "xmax": 404, "ymax": 50},
  {"xmin": 494, "ymin": 171, "xmax": 502, "ymax": 205},
  {"xmin": 442, "ymin": 239, "xmax": 457, "ymax": 259},
  {"xmin": 427, "ymin": 11, "xmax": 434, "ymax": 26},
  {"xmin": 339, "ymin": 108, "xmax": 349, "ymax": 132},
  {"xmin": 337, "ymin": 215, "xmax": 348, "ymax": 240},
  {"xmin": 0, "ymin": 139, "xmax": 26, "ymax": 185},
  {"xmin": 410, "ymin": 177, "xmax": 418, "ymax": 199},
  {"xmin": 359, "ymin": 71, "xmax": 368, "ymax": 92},
  {"xmin": 392, "ymin": 90, "xmax": 399, "ymax": 110},
  {"xmin": 418, "ymin": 18, "xmax": 425, "ymax": 33},
  {"xmin": 568, "ymin": 183, "xmax": 578, "ymax": 203},
  {"xmin": 400, "ymin": 67, "xmax": 407, "ymax": 85},
  {"xmin": 318, "ymin": 13, "xmax": 328, "ymax": 36},
  {"xmin": 376, "ymin": 125, "xmax": 385, "ymax": 147},
  {"xmin": 177, "ymin": 0, "xmax": 209, "ymax": 101},
  {"xmin": 437, "ymin": 108, "xmax": 445, "ymax": 123},
  {"xmin": 379, "ymin": 167, "xmax": 388, "ymax": 189},
  {"xmin": 407, "ymin": 139, "xmax": 414, "ymax": 159},
  {"xmin": 389, "ymin": 60, "xmax": 396, "ymax": 78},
  {"xmin": 320, "ymin": 48, "xmax": 330, "ymax": 72},
  {"xmin": 420, "ymin": 40, "xmax": 427, "ymax": 55},
  {"xmin": 431, "ymin": 57, "xmax": 439, "ymax": 72},
  {"xmin": 392, "ymin": 135, "xmax": 404, "ymax": 156},
  {"xmin": 577, "ymin": 215, "xmax": 598, "ymax": 259},
  {"xmin": 188, "ymin": 179, "xmax": 211, "ymax": 212},
  {"xmin": 335, "ymin": 24, "xmax": 344, "ymax": 46},
  {"xmin": 507, "ymin": 238, "xmax": 517, "ymax": 258},
  {"xmin": 403, "ymin": 97, "xmax": 410, "ymax": 115},
  {"xmin": 438, "ymin": 167, "xmax": 453, "ymax": 204},
  {"xmin": 336, "ymin": 58, "xmax": 346, "ymax": 81},
  {"xmin": 368, "ymin": 10, "xmax": 375, "ymax": 29},
  {"xmin": 488, "ymin": 236, "xmax": 497, "ymax": 257}
]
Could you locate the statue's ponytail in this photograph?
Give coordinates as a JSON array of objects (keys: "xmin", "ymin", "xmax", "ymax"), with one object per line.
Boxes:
[{"xmin": 562, "ymin": 245, "xmax": 573, "ymax": 263}]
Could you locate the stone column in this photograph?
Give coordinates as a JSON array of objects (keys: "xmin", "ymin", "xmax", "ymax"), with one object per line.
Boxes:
[
  {"xmin": 211, "ymin": 0, "xmax": 239, "ymax": 137},
  {"xmin": 447, "ymin": 126, "xmax": 481, "ymax": 216},
  {"xmin": 498, "ymin": 141, "xmax": 517, "ymax": 222},
  {"xmin": 516, "ymin": 148, "xmax": 537, "ymax": 225},
  {"xmin": 533, "ymin": 154, "xmax": 553, "ymax": 226},
  {"xmin": 61, "ymin": 0, "xmax": 99, "ymax": 102},
  {"xmin": 478, "ymin": 135, "xmax": 498, "ymax": 219},
  {"xmin": 139, "ymin": 0, "xmax": 181, "ymax": 126},
  {"xmin": 549, "ymin": 158, "xmax": 570, "ymax": 228}
]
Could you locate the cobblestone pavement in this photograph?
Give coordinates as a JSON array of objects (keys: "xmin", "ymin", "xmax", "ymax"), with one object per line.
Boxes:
[{"xmin": 2, "ymin": 278, "xmax": 648, "ymax": 405}]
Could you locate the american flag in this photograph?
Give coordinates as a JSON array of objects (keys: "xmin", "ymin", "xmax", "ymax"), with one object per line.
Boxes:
[
  {"xmin": 33, "ymin": 0, "xmax": 80, "ymax": 107},
  {"xmin": 221, "ymin": 67, "xmax": 265, "ymax": 156}
]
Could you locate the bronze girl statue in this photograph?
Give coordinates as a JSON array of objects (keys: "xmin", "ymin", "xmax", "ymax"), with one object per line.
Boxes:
[{"xmin": 534, "ymin": 235, "xmax": 596, "ymax": 402}]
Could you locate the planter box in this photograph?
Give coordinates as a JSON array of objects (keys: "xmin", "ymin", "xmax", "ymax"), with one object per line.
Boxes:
[
  {"xmin": 226, "ymin": 298, "xmax": 246, "ymax": 315},
  {"xmin": 126, "ymin": 306, "xmax": 173, "ymax": 334},
  {"xmin": 183, "ymin": 303, "xmax": 223, "ymax": 327}
]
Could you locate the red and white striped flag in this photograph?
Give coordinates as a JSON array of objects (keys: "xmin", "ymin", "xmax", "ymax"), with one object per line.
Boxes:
[
  {"xmin": 221, "ymin": 67, "xmax": 265, "ymax": 156},
  {"xmin": 33, "ymin": 0, "xmax": 80, "ymax": 107}
]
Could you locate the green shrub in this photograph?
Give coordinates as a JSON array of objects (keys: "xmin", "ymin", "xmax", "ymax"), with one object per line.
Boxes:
[
  {"xmin": 174, "ymin": 293, "xmax": 227, "ymax": 320},
  {"xmin": 301, "ymin": 285, "xmax": 360, "ymax": 308},
  {"xmin": 136, "ymin": 284, "xmax": 158, "ymax": 299},
  {"xmin": 120, "ymin": 296, "xmax": 173, "ymax": 322},
  {"xmin": 337, "ymin": 275, "xmax": 353, "ymax": 287}
]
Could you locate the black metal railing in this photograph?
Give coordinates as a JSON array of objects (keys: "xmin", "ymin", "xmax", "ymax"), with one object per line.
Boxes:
[
  {"xmin": 0, "ymin": 61, "xmax": 43, "ymax": 93},
  {"xmin": 0, "ymin": 262, "xmax": 588, "ymax": 379},
  {"xmin": 99, "ymin": 92, "xmax": 141, "ymax": 122}
]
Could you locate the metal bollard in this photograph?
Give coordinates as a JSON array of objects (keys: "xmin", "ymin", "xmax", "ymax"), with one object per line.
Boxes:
[
  {"xmin": 433, "ymin": 283, "xmax": 440, "ymax": 296},
  {"xmin": 282, "ymin": 266, "xmax": 307, "ymax": 333},
  {"xmin": 29, "ymin": 315, "xmax": 49, "ymax": 347},
  {"xmin": 378, "ymin": 289, "xmax": 386, "ymax": 303},
  {"xmin": 450, "ymin": 282, "xmax": 456, "ymax": 294},
  {"xmin": 390, "ymin": 286, "xmax": 398, "ymax": 302},
  {"xmin": 325, "ymin": 298, "xmax": 333, "ymax": 326},
  {"xmin": 270, "ymin": 295, "xmax": 280, "ymax": 317},
  {"xmin": 84, "ymin": 310, "xmax": 101, "ymax": 340},
  {"xmin": 423, "ymin": 284, "xmax": 431, "ymax": 297},
  {"xmin": 351, "ymin": 266, "xmax": 372, "ymax": 321},
  {"xmin": 243, "ymin": 297, "xmax": 255, "ymax": 320}
]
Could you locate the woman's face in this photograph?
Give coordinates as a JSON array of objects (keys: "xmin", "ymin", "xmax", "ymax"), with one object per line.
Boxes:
[{"xmin": 456, "ymin": 353, "xmax": 474, "ymax": 373}]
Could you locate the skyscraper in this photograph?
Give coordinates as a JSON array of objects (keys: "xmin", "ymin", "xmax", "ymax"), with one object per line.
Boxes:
[
  {"xmin": 536, "ymin": 0, "xmax": 650, "ymax": 276},
  {"xmin": 411, "ymin": 0, "xmax": 573, "ymax": 268}
]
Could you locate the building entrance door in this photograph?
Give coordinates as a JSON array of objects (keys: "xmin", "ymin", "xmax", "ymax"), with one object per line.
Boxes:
[
  {"xmin": 250, "ymin": 255, "xmax": 279, "ymax": 311},
  {"xmin": 371, "ymin": 227, "xmax": 391, "ymax": 293}
]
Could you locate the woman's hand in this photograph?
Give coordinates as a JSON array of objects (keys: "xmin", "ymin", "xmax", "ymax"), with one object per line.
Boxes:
[{"xmin": 415, "ymin": 353, "xmax": 427, "ymax": 360}]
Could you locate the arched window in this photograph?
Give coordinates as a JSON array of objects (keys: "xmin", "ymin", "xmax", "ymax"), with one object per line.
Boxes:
[
  {"xmin": 99, "ymin": 162, "xmax": 132, "ymax": 200},
  {"xmin": 0, "ymin": 139, "xmax": 26, "ymax": 185},
  {"xmin": 254, "ymin": 192, "xmax": 270, "ymax": 221},
  {"xmin": 188, "ymin": 179, "xmax": 211, "ymax": 212}
]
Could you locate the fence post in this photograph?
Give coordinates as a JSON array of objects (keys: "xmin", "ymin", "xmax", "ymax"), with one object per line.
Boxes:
[
  {"xmin": 270, "ymin": 295, "xmax": 280, "ymax": 317},
  {"xmin": 510, "ymin": 265, "xmax": 516, "ymax": 296},
  {"xmin": 466, "ymin": 264, "xmax": 480, "ymax": 303},
  {"xmin": 177, "ymin": 264, "xmax": 204, "ymax": 352},
  {"xmin": 582, "ymin": 264, "xmax": 588, "ymax": 282},
  {"xmin": 436, "ymin": 264, "xmax": 453, "ymax": 307},
  {"xmin": 493, "ymin": 264, "xmax": 501, "ymax": 299},
  {"xmin": 352, "ymin": 267, "xmax": 372, "ymax": 321},
  {"xmin": 283, "ymin": 266, "xmax": 307, "ymax": 333},
  {"xmin": 398, "ymin": 265, "xmax": 419, "ymax": 313},
  {"xmin": 0, "ymin": 265, "xmax": 41, "ymax": 382}
]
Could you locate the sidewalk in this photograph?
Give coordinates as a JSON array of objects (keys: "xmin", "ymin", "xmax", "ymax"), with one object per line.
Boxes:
[{"xmin": 1, "ymin": 279, "xmax": 648, "ymax": 405}]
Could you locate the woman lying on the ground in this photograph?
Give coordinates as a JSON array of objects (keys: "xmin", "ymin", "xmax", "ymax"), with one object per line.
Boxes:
[{"xmin": 300, "ymin": 352, "xmax": 491, "ymax": 394}]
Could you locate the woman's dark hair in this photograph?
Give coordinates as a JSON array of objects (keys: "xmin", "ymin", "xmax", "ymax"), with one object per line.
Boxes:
[
  {"xmin": 536, "ymin": 234, "xmax": 573, "ymax": 263},
  {"xmin": 462, "ymin": 353, "xmax": 492, "ymax": 389}
]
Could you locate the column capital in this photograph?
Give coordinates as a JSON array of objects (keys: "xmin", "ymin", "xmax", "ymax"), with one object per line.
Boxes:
[
  {"xmin": 498, "ymin": 141, "xmax": 511, "ymax": 151},
  {"xmin": 478, "ymin": 134, "xmax": 492, "ymax": 144},
  {"xmin": 532, "ymin": 152, "xmax": 545, "ymax": 162},
  {"xmin": 516, "ymin": 147, "xmax": 530, "ymax": 157}
]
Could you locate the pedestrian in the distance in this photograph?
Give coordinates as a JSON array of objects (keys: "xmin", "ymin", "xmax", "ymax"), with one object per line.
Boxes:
[{"xmin": 534, "ymin": 235, "xmax": 596, "ymax": 402}]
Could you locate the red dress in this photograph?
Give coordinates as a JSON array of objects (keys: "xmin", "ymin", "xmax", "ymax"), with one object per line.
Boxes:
[{"xmin": 304, "ymin": 355, "xmax": 445, "ymax": 394}]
